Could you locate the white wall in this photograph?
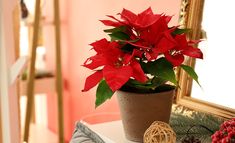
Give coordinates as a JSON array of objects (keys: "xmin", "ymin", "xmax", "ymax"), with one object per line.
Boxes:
[{"xmin": 0, "ymin": 0, "xmax": 21, "ymax": 142}]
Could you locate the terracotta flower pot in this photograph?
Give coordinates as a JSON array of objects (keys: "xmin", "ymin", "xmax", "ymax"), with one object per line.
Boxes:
[{"xmin": 116, "ymin": 89, "xmax": 175, "ymax": 142}]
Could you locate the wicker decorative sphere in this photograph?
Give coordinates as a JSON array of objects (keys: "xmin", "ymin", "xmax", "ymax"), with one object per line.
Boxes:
[{"xmin": 144, "ymin": 121, "xmax": 176, "ymax": 143}]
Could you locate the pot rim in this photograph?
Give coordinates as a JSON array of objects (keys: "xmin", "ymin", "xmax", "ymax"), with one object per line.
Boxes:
[{"xmin": 117, "ymin": 88, "xmax": 175, "ymax": 96}]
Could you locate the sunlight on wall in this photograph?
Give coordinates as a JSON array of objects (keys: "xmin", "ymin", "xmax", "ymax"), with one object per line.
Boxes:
[
  {"xmin": 191, "ymin": 0, "xmax": 235, "ymax": 109},
  {"xmin": 20, "ymin": 94, "xmax": 48, "ymax": 127},
  {"xmin": 19, "ymin": 24, "xmax": 29, "ymax": 56}
]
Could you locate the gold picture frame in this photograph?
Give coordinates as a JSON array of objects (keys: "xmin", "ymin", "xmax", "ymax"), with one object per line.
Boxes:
[{"xmin": 176, "ymin": 0, "xmax": 235, "ymax": 118}]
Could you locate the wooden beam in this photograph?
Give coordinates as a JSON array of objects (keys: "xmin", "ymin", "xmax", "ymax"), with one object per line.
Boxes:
[
  {"xmin": 54, "ymin": 0, "xmax": 65, "ymax": 142},
  {"xmin": 23, "ymin": 0, "xmax": 41, "ymax": 142}
]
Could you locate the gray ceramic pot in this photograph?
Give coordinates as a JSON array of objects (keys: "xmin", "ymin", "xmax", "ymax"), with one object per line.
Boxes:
[{"xmin": 116, "ymin": 89, "xmax": 175, "ymax": 142}]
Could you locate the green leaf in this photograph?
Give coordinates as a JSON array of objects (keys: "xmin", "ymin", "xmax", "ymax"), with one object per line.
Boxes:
[
  {"xmin": 126, "ymin": 79, "xmax": 152, "ymax": 87},
  {"xmin": 104, "ymin": 26, "xmax": 127, "ymax": 33},
  {"xmin": 172, "ymin": 28, "xmax": 190, "ymax": 35},
  {"xmin": 104, "ymin": 26, "xmax": 129, "ymax": 41},
  {"xmin": 122, "ymin": 79, "xmax": 155, "ymax": 92},
  {"xmin": 127, "ymin": 38, "xmax": 140, "ymax": 43},
  {"xmin": 132, "ymin": 77, "xmax": 167, "ymax": 91},
  {"xmin": 180, "ymin": 64, "xmax": 201, "ymax": 86},
  {"xmin": 108, "ymin": 32, "xmax": 130, "ymax": 41},
  {"xmin": 141, "ymin": 57, "xmax": 178, "ymax": 86},
  {"xmin": 95, "ymin": 80, "xmax": 114, "ymax": 108},
  {"xmin": 151, "ymin": 77, "xmax": 167, "ymax": 87},
  {"xmin": 121, "ymin": 78, "xmax": 175, "ymax": 93}
]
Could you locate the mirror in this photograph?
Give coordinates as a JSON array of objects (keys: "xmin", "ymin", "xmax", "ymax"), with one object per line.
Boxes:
[
  {"xmin": 191, "ymin": 0, "xmax": 235, "ymax": 109},
  {"xmin": 176, "ymin": 0, "xmax": 235, "ymax": 118}
]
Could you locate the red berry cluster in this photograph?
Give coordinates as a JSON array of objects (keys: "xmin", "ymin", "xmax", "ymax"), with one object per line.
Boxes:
[{"xmin": 211, "ymin": 118, "xmax": 235, "ymax": 143}]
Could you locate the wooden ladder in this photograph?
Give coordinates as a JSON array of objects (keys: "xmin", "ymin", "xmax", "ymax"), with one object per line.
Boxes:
[{"xmin": 23, "ymin": 0, "xmax": 65, "ymax": 143}]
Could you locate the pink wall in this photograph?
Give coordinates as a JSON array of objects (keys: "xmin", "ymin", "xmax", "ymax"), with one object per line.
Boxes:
[
  {"xmin": 44, "ymin": 0, "xmax": 181, "ymax": 142},
  {"xmin": 43, "ymin": 0, "xmax": 72, "ymax": 141}
]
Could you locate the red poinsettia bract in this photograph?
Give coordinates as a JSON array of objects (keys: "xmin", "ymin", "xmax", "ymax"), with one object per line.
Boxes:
[{"xmin": 82, "ymin": 38, "xmax": 147, "ymax": 92}]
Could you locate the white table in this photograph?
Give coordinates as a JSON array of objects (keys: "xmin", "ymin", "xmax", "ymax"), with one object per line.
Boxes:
[{"xmin": 87, "ymin": 120, "xmax": 139, "ymax": 143}]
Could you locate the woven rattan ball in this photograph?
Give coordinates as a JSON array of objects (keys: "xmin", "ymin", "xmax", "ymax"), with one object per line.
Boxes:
[{"xmin": 144, "ymin": 121, "xmax": 176, "ymax": 143}]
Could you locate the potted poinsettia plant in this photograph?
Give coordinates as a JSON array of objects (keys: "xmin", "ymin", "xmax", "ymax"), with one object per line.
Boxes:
[
  {"xmin": 82, "ymin": 7, "xmax": 203, "ymax": 107},
  {"xmin": 82, "ymin": 7, "xmax": 203, "ymax": 141}
]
